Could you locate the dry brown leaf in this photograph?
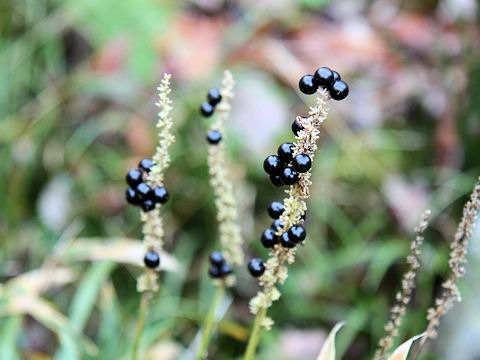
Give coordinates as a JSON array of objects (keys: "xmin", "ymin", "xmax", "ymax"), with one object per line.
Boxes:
[{"xmin": 4, "ymin": 267, "xmax": 77, "ymax": 296}]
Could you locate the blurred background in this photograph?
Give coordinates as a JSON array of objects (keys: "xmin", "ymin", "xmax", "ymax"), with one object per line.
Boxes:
[{"xmin": 1, "ymin": 0, "xmax": 480, "ymax": 359}]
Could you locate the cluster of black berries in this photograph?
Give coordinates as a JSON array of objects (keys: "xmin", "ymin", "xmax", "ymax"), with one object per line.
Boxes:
[
  {"xmin": 299, "ymin": 67, "xmax": 349, "ymax": 100},
  {"xmin": 125, "ymin": 158, "xmax": 170, "ymax": 212},
  {"xmin": 208, "ymin": 250, "xmax": 233, "ymax": 279},
  {"xmin": 200, "ymin": 87, "xmax": 222, "ymax": 117},
  {"xmin": 263, "ymin": 142, "xmax": 312, "ymax": 187}
]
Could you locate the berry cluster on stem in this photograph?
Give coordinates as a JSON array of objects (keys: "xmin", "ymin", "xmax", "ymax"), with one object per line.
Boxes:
[{"xmin": 299, "ymin": 66, "xmax": 349, "ymax": 100}]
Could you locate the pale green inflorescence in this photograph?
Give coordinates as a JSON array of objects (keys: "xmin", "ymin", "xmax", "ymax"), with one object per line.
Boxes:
[
  {"xmin": 249, "ymin": 89, "xmax": 330, "ymax": 328},
  {"xmin": 207, "ymin": 70, "xmax": 244, "ymax": 274},
  {"xmin": 137, "ymin": 73, "xmax": 175, "ymax": 293}
]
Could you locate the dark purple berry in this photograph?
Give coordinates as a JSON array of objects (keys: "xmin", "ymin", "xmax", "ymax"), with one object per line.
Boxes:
[
  {"xmin": 330, "ymin": 80, "xmax": 349, "ymax": 101},
  {"xmin": 288, "ymin": 225, "xmax": 306, "ymax": 243},
  {"xmin": 126, "ymin": 169, "xmax": 143, "ymax": 187},
  {"xmin": 263, "ymin": 155, "xmax": 284, "ymax": 175},
  {"xmin": 269, "ymin": 174, "xmax": 284, "ymax": 187},
  {"xmin": 314, "ymin": 67, "xmax": 334, "ymax": 88},
  {"xmin": 206, "ymin": 130, "xmax": 222, "ymax": 145},
  {"xmin": 248, "ymin": 258, "xmax": 265, "ymax": 277},
  {"xmin": 139, "ymin": 158, "xmax": 154, "ymax": 173},
  {"xmin": 221, "ymin": 263, "xmax": 233, "ymax": 276},
  {"xmin": 209, "ymin": 251, "xmax": 224, "ymax": 266},
  {"xmin": 209, "ymin": 265, "xmax": 222, "ymax": 278},
  {"xmin": 144, "ymin": 251, "xmax": 160, "ymax": 268},
  {"xmin": 268, "ymin": 201, "xmax": 284, "ymax": 219},
  {"xmin": 292, "ymin": 154, "xmax": 312, "ymax": 173},
  {"xmin": 281, "ymin": 167, "xmax": 299, "ymax": 185},
  {"xmin": 126, "ymin": 188, "xmax": 140, "ymax": 205},
  {"xmin": 153, "ymin": 187, "xmax": 169, "ymax": 204},
  {"xmin": 141, "ymin": 199, "xmax": 155, "ymax": 212},
  {"xmin": 332, "ymin": 71, "xmax": 341, "ymax": 82},
  {"xmin": 271, "ymin": 218, "xmax": 284, "ymax": 230},
  {"xmin": 201, "ymin": 101, "xmax": 214, "ymax": 117},
  {"xmin": 292, "ymin": 119, "xmax": 304, "ymax": 136},
  {"xmin": 299, "ymin": 75, "xmax": 318, "ymax": 95},
  {"xmin": 277, "ymin": 142, "xmax": 295, "ymax": 162},
  {"xmin": 261, "ymin": 228, "xmax": 279, "ymax": 248},
  {"xmin": 207, "ymin": 88, "xmax": 222, "ymax": 106},
  {"xmin": 280, "ymin": 232, "xmax": 296, "ymax": 248},
  {"xmin": 135, "ymin": 182, "xmax": 153, "ymax": 201}
]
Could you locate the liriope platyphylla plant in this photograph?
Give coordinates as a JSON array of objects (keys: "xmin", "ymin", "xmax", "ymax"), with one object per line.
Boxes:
[
  {"xmin": 243, "ymin": 67, "xmax": 350, "ymax": 360},
  {"xmin": 123, "ymin": 73, "xmax": 175, "ymax": 359},
  {"xmin": 314, "ymin": 176, "xmax": 480, "ymax": 360},
  {"xmin": 196, "ymin": 70, "xmax": 245, "ymax": 359},
  {"xmin": 374, "ymin": 210, "xmax": 431, "ymax": 360}
]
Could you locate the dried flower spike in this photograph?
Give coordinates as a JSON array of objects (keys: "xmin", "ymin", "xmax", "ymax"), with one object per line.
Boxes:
[{"xmin": 374, "ymin": 209, "xmax": 431, "ymax": 360}]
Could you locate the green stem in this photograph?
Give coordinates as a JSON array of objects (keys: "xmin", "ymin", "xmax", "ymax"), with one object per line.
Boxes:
[
  {"xmin": 196, "ymin": 284, "xmax": 225, "ymax": 360},
  {"xmin": 243, "ymin": 306, "xmax": 267, "ymax": 360},
  {"xmin": 132, "ymin": 292, "xmax": 150, "ymax": 360}
]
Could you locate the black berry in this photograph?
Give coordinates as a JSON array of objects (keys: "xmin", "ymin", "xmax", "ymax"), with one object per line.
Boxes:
[
  {"xmin": 126, "ymin": 169, "xmax": 143, "ymax": 187},
  {"xmin": 207, "ymin": 88, "xmax": 222, "ymax": 106},
  {"xmin": 292, "ymin": 119, "xmax": 304, "ymax": 136},
  {"xmin": 135, "ymin": 182, "xmax": 153, "ymax": 201},
  {"xmin": 314, "ymin": 67, "xmax": 334, "ymax": 88},
  {"xmin": 280, "ymin": 232, "xmax": 296, "ymax": 248},
  {"xmin": 269, "ymin": 174, "xmax": 284, "ymax": 187},
  {"xmin": 209, "ymin": 265, "xmax": 222, "ymax": 278},
  {"xmin": 248, "ymin": 258, "xmax": 265, "ymax": 277},
  {"xmin": 201, "ymin": 101, "xmax": 214, "ymax": 117},
  {"xmin": 144, "ymin": 251, "xmax": 160, "ymax": 268},
  {"xmin": 299, "ymin": 75, "xmax": 318, "ymax": 95},
  {"xmin": 268, "ymin": 201, "xmax": 284, "ymax": 219},
  {"xmin": 271, "ymin": 218, "xmax": 284, "ymax": 230},
  {"xmin": 281, "ymin": 167, "xmax": 299, "ymax": 185},
  {"xmin": 292, "ymin": 154, "xmax": 312, "ymax": 173},
  {"xmin": 209, "ymin": 251, "xmax": 224, "ymax": 267},
  {"xmin": 288, "ymin": 225, "xmax": 306, "ymax": 243},
  {"xmin": 126, "ymin": 188, "xmax": 139, "ymax": 205},
  {"xmin": 221, "ymin": 263, "xmax": 233, "ymax": 276},
  {"xmin": 330, "ymin": 80, "xmax": 349, "ymax": 100},
  {"xmin": 277, "ymin": 142, "xmax": 295, "ymax": 162},
  {"xmin": 206, "ymin": 130, "xmax": 222, "ymax": 145},
  {"xmin": 153, "ymin": 187, "xmax": 169, "ymax": 204},
  {"xmin": 141, "ymin": 199, "xmax": 155, "ymax": 212},
  {"xmin": 139, "ymin": 158, "xmax": 154, "ymax": 173},
  {"xmin": 332, "ymin": 71, "xmax": 341, "ymax": 82},
  {"xmin": 261, "ymin": 228, "xmax": 279, "ymax": 248},
  {"xmin": 263, "ymin": 155, "xmax": 284, "ymax": 175}
]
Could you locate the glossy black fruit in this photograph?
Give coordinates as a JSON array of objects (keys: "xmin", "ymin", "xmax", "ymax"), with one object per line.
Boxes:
[
  {"xmin": 330, "ymin": 80, "xmax": 349, "ymax": 101},
  {"xmin": 261, "ymin": 228, "xmax": 279, "ymax": 248},
  {"xmin": 248, "ymin": 258, "xmax": 266, "ymax": 277},
  {"xmin": 292, "ymin": 154, "xmax": 312, "ymax": 173},
  {"xmin": 269, "ymin": 174, "xmax": 284, "ymax": 187},
  {"xmin": 144, "ymin": 251, "xmax": 160, "ymax": 268},
  {"xmin": 271, "ymin": 218, "xmax": 284, "ymax": 230},
  {"xmin": 268, "ymin": 201, "xmax": 284, "ymax": 219},
  {"xmin": 288, "ymin": 225, "xmax": 306, "ymax": 243},
  {"xmin": 153, "ymin": 187, "xmax": 169, "ymax": 204},
  {"xmin": 201, "ymin": 101, "xmax": 214, "ymax": 117},
  {"xmin": 299, "ymin": 75, "xmax": 318, "ymax": 95},
  {"xmin": 139, "ymin": 158, "xmax": 154, "ymax": 173},
  {"xmin": 314, "ymin": 67, "xmax": 334, "ymax": 88},
  {"xmin": 277, "ymin": 142, "xmax": 295, "ymax": 162},
  {"xmin": 135, "ymin": 182, "xmax": 153, "ymax": 201},
  {"xmin": 126, "ymin": 188, "xmax": 139, "ymax": 205},
  {"xmin": 209, "ymin": 265, "xmax": 222, "ymax": 278},
  {"xmin": 221, "ymin": 263, "xmax": 233, "ymax": 276},
  {"xmin": 332, "ymin": 71, "xmax": 341, "ymax": 82},
  {"xmin": 141, "ymin": 199, "xmax": 155, "ymax": 212},
  {"xmin": 207, "ymin": 88, "xmax": 222, "ymax": 106},
  {"xmin": 281, "ymin": 167, "xmax": 299, "ymax": 185},
  {"xmin": 209, "ymin": 251, "xmax": 224, "ymax": 266},
  {"xmin": 206, "ymin": 130, "xmax": 222, "ymax": 145},
  {"xmin": 292, "ymin": 119, "xmax": 304, "ymax": 136},
  {"xmin": 263, "ymin": 155, "xmax": 284, "ymax": 175},
  {"xmin": 126, "ymin": 169, "xmax": 143, "ymax": 187},
  {"xmin": 280, "ymin": 232, "xmax": 296, "ymax": 248}
]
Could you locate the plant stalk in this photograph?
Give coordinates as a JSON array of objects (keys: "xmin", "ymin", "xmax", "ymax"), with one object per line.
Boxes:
[
  {"xmin": 196, "ymin": 284, "xmax": 225, "ymax": 360},
  {"xmin": 132, "ymin": 292, "xmax": 150, "ymax": 360},
  {"xmin": 243, "ymin": 306, "xmax": 267, "ymax": 360}
]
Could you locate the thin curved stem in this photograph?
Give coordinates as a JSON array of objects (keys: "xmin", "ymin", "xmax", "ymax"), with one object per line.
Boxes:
[
  {"xmin": 132, "ymin": 292, "xmax": 150, "ymax": 360},
  {"xmin": 196, "ymin": 284, "xmax": 225, "ymax": 360},
  {"xmin": 243, "ymin": 306, "xmax": 267, "ymax": 360}
]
